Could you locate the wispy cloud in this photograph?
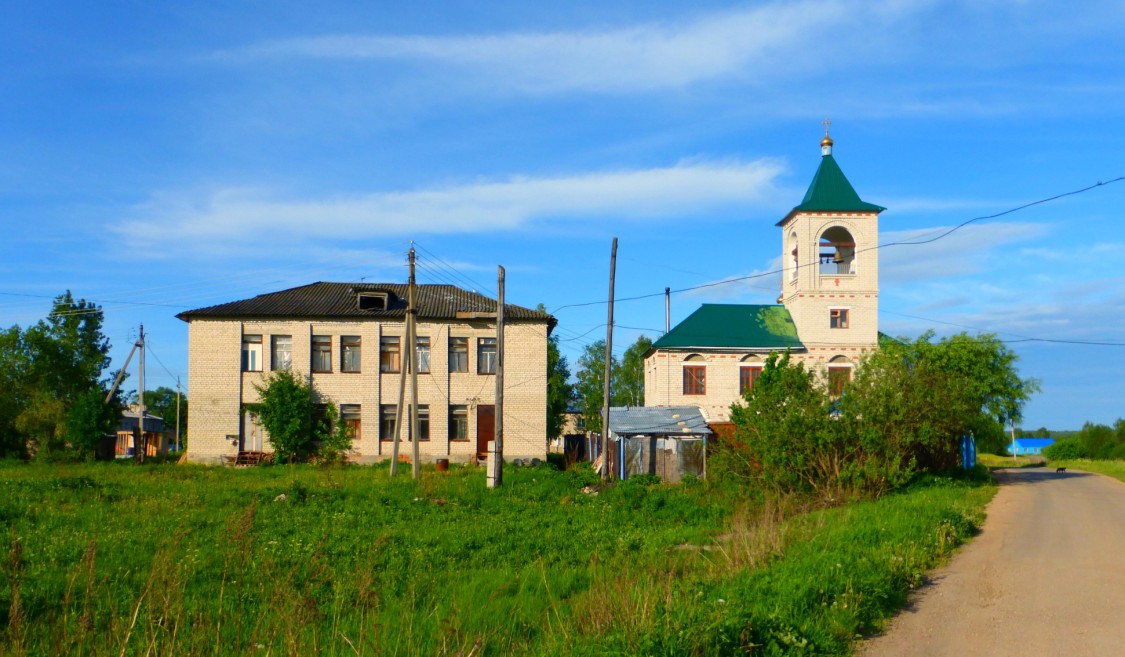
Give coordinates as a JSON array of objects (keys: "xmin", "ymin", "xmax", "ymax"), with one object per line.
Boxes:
[
  {"xmin": 115, "ymin": 159, "xmax": 786, "ymax": 256},
  {"xmin": 209, "ymin": 0, "xmax": 920, "ymax": 94}
]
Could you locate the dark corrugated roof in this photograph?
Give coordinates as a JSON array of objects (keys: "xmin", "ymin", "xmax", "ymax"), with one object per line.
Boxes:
[
  {"xmin": 177, "ymin": 282, "xmax": 554, "ymax": 326},
  {"xmin": 652, "ymin": 304, "xmax": 804, "ymax": 350},
  {"xmin": 607, "ymin": 406, "xmax": 712, "ymax": 436}
]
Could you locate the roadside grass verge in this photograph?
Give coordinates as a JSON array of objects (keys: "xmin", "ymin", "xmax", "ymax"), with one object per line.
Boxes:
[
  {"xmin": 1046, "ymin": 458, "xmax": 1125, "ymax": 483},
  {"xmin": 976, "ymin": 453, "xmax": 1045, "ymax": 469},
  {"xmin": 0, "ymin": 462, "xmax": 994, "ymax": 656}
]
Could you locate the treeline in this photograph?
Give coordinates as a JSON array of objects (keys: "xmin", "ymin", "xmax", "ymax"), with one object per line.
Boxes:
[
  {"xmin": 0, "ymin": 292, "xmax": 120, "ymax": 460},
  {"xmin": 1044, "ymin": 419, "xmax": 1125, "ymax": 460},
  {"xmin": 716, "ymin": 331, "xmax": 1038, "ymax": 499}
]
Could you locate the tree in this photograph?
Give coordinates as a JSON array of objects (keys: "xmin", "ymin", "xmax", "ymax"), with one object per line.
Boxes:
[
  {"xmin": 574, "ymin": 340, "xmax": 615, "ymax": 434},
  {"xmin": 253, "ymin": 370, "xmax": 314, "ymax": 463},
  {"xmin": 252, "ymin": 370, "xmax": 354, "ymax": 463},
  {"xmin": 546, "ymin": 330, "xmax": 575, "ymax": 441},
  {"xmin": 1, "ymin": 292, "xmax": 118, "ymax": 459},
  {"xmin": 617, "ymin": 335, "xmax": 652, "ymax": 407},
  {"xmin": 725, "ymin": 332, "xmax": 1039, "ymax": 498}
]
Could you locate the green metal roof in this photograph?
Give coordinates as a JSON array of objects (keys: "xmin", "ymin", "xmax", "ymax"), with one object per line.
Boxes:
[
  {"xmin": 652, "ymin": 304, "xmax": 804, "ymax": 350},
  {"xmin": 790, "ymin": 153, "xmax": 885, "ymax": 215}
]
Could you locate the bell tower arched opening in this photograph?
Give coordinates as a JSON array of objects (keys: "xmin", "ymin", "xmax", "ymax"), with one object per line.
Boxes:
[{"xmin": 819, "ymin": 226, "xmax": 856, "ymax": 275}]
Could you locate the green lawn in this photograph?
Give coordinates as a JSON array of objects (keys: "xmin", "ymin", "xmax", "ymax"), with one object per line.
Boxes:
[
  {"xmin": 0, "ymin": 461, "xmax": 995, "ymax": 656},
  {"xmin": 1045, "ymin": 458, "xmax": 1125, "ymax": 483}
]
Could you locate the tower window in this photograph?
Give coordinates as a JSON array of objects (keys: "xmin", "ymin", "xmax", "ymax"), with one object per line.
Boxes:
[
  {"xmin": 819, "ymin": 226, "xmax": 856, "ymax": 275},
  {"xmin": 830, "ymin": 309, "xmax": 849, "ymax": 329}
]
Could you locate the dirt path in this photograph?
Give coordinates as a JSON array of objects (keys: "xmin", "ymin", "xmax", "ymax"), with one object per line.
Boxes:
[{"xmin": 860, "ymin": 469, "xmax": 1125, "ymax": 657}]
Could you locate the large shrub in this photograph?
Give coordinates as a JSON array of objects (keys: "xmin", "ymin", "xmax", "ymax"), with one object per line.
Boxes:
[{"xmin": 1043, "ymin": 437, "xmax": 1086, "ymax": 460}]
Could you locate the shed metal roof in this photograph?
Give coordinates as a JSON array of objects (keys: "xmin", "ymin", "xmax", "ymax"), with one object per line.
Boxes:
[
  {"xmin": 652, "ymin": 304, "xmax": 804, "ymax": 351},
  {"xmin": 607, "ymin": 406, "xmax": 712, "ymax": 437},
  {"xmin": 177, "ymin": 282, "xmax": 554, "ymax": 327}
]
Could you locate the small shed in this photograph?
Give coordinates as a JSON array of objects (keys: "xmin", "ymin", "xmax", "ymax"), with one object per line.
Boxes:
[
  {"xmin": 1010, "ymin": 437, "xmax": 1055, "ymax": 456},
  {"xmin": 606, "ymin": 406, "xmax": 711, "ymax": 483},
  {"xmin": 116, "ymin": 410, "xmax": 169, "ymax": 458}
]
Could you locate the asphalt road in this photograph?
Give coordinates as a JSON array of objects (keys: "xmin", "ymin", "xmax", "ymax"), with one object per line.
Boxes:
[{"xmin": 860, "ymin": 468, "xmax": 1125, "ymax": 657}]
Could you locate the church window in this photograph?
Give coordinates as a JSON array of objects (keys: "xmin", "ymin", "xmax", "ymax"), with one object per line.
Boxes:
[
  {"xmin": 830, "ymin": 308, "xmax": 850, "ymax": 329},
  {"xmin": 683, "ymin": 366, "xmax": 706, "ymax": 395},
  {"xmin": 827, "ymin": 356, "xmax": 853, "ymax": 397},
  {"xmin": 819, "ymin": 226, "xmax": 856, "ymax": 275},
  {"xmin": 740, "ymin": 366, "xmax": 763, "ymax": 395}
]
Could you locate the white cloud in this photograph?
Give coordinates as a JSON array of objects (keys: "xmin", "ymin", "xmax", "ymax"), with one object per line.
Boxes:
[
  {"xmin": 116, "ymin": 159, "xmax": 786, "ymax": 255},
  {"xmin": 879, "ymin": 222, "xmax": 1048, "ymax": 285},
  {"xmin": 211, "ymin": 0, "xmax": 921, "ymax": 94}
]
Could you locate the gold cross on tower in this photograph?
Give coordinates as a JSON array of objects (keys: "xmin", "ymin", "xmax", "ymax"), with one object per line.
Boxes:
[{"xmin": 822, "ymin": 117, "xmax": 832, "ymax": 137}]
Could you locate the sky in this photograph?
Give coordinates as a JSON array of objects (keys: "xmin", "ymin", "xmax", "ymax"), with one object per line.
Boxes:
[{"xmin": 2, "ymin": 0, "xmax": 1123, "ymax": 431}]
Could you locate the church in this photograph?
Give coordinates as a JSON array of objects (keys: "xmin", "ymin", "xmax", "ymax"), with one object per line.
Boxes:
[{"xmin": 643, "ymin": 129, "xmax": 884, "ymax": 428}]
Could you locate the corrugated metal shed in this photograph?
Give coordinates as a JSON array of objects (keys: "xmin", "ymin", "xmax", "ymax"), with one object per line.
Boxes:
[
  {"xmin": 176, "ymin": 282, "xmax": 555, "ymax": 327},
  {"xmin": 651, "ymin": 304, "xmax": 804, "ymax": 351},
  {"xmin": 607, "ymin": 406, "xmax": 712, "ymax": 437}
]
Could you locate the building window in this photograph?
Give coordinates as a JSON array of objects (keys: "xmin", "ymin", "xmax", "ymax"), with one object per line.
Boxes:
[
  {"xmin": 380, "ymin": 336, "xmax": 401, "ymax": 373},
  {"xmin": 828, "ymin": 366, "xmax": 851, "ymax": 396},
  {"xmin": 340, "ymin": 404, "xmax": 361, "ymax": 441},
  {"xmin": 341, "ymin": 336, "xmax": 361, "ymax": 373},
  {"xmin": 683, "ymin": 366, "xmax": 706, "ymax": 395},
  {"xmin": 740, "ymin": 366, "xmax": 763, "ymax": 396},
  {"xmin": 312, "ymin": 335, "xmax": 332, "ymax": 373},
  {"xmin": 271, "ymin": 335, "xmax": 292, "ymax": 371},
  {"xmin": 830, "ymin": 309, "xmax": 850, "ymax": 329},
  {"xmin": 411, "ymin": 405, "xmax": 430, "ymax": 441},
  {"xmin": 450, "ymin": 405, "xmax": 468, "ymax": 441},
  {"xmin": 478, "ymin": 337, "xmax": 497, "ymax": 374},
  {"xmin": 415, "ymin": 336, "xmax": 431, "ymax": 373},
  {"xmin": 242, "ymin": 334, "xmax": 263, "ymax": 372},
  {"xmin": 449, "ymin": 337, "xmax": 468, "ymax": 372},
  {"xmin": 379, "ymin": 405, "xmax": 397, "ymax": 441}
]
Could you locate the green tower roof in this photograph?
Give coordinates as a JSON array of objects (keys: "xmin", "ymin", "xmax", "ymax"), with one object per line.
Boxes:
[
  {"xmin": 792, "ymin": 152, "xmax": 885, "ymax": 214},
  {"xmin": 652, "ymin": 304, "xmax": 804, "ymax": 351}
]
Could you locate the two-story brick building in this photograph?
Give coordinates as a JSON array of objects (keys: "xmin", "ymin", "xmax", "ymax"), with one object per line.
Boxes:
[
  {"xmin": 177, "ymin": 282, "xmax": 555, "ymax": 464},
  {"xmin": 645, "ymin": 131, "xmax": 885, "ymax": 426}
]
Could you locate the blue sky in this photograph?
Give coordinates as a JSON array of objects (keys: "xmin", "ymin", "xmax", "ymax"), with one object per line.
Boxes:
[{"xmin": 2, "ymin": 0, "xmax": 1123, "ymax": 430}]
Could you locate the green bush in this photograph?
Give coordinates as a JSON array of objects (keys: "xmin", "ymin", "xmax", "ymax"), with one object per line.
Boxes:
[{"xmin": 1043, "ymin": 437, "xmax": 1087, "ymax": 460}]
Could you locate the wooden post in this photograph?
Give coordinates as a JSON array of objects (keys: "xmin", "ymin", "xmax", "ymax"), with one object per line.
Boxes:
[
  {"xmin": 136, "ymin": 325, "xmax": 146, "ymax": 464},
  {"xmin": 665, "ymin": 287, "xmax": 670, "ymax": 335},
  {"xmin": 601, "ymin": 238, "xmax": 617, "ymax": 481},
  {"xmin": 390, "ymin": 252, "xmax": 411, "ymax": 476},
  {"xmin": 408, "ymin": 248, "xmax": 421, "ymax": 480},
  {"xmin": 488, "ymin": 266, "xmax": 506, "ymax": 488}
]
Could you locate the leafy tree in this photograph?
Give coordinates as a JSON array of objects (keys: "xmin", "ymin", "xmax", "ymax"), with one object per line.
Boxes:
[
  {"xmin": 538, "ymin": 304, "xmax": 575, "ymax": 442},
  {"xmin": 574, "ymin": 340, "xmax": 615, "ymax": 434},
  {"xmin": 546, "ymin": 331, "xmax": 575, "ymax": 441},
  {"xmin": 617, "ymin": 335, "xmax": 652, "ymax": 407},
  {"xmin": 0, "ymin": 325, "xmax": 29, "ymax": 458},
  {"xmin": 253, "ymin": 371, "xmax": 354, "ymax": 463},
  {"xmin": 64, "ymin": 389, "xmax": 120, "ymax": 457},
  {"xmin": 1043, "ymin": 437, "xmax": 1087, "ymax": 460},
  {"xmin": 253, "ymin": 370, "xmax": 314, "ymax": 463}
]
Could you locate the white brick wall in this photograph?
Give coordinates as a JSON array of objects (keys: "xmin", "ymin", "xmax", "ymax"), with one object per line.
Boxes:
[{"xmin": 185, "ymin": 318, "xmax": 549, "ymax": 464}]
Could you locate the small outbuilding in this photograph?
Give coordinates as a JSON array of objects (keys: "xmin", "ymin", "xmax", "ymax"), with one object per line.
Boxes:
[{"xmin": 606, "ymin": 406, "xmax": 711, "ymax": 483}]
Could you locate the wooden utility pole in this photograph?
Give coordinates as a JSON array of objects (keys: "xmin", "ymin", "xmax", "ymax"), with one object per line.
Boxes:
[
  {"xmin": 136, "ymin": 324, "xmax": 146, "ymax": 464},
  {"xmin": 488, "ymin": 266, "xmax": 506, "ymax": 489},
  {"xmin": 175, "ymin": 376, "xmax": 182, "ymax": 452},
  {"xmin": 665, "ymin": 287, "xmax": 670, "ymax": 335},
  {"xmin": 391, "ymin": 249, "xmax": 413, "ymax": 476},
  {"xmin": 601, "ymin": 238, "xmax": 617, "ymax": 481},
  {"xmin": 408, "ymin": 247, "xmax": 421, "ymax": 480}
]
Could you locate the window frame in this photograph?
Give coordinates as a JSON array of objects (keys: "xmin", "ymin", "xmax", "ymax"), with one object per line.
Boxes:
[
  {"xmin": 341, "ymin": 335, "xmax": 362, "ymax": 373},
  {"xmin": 449, "ymin": 405, "xmax": 469, "ymax": 441},
  {"xmin": 683, "ymin": 365, "xmax": 706, "ymax": 395},
  {"xmin": 415, "ymin": 336, "xmax": 431, "ymax": 374},
  {"xmin": 340, "ymin": 404, "xmax": 361, "ymax": 442},
  {"xmin": 739, "ymin": 365, "xmax": 763, "ymax": 396},
  {"xmin": 311, "ymin": 335, "xmax": 333, "ymax": 373},
  {"xmin": 379, "ymin": 404, "xmax": 398, "ymax": 441},
  {"xmin": 828, "ymin": 366, "xmax": 851, "ymax": 396},
  {"xmin": 830, "ymin": 308, "xmax": 850, "ymax": 329},
  {"xmin": 477, "ymin": 337, "xmax": 498, "ymax": 374},
  {"xmin": 242, "ymin": 334, "xmax": 263, "ymax": 372},
  {"xmin": 449, "ymin": 337, "xmax": 469, "ymax": 373},
  {"xmin": 380, "ymin": 336, "xmax": 401, "ymax": 373},
  {"xmin": 271, "ymin": 334, "xmax": 292, "ymax": 371}
]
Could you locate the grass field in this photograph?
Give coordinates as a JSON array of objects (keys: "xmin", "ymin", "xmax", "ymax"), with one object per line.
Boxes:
[
  {"xmin": 1045, "ymin": 458, "xmax": 1125, "ymax": 484},
  {"xmin": 1, "ymin": 461, "xmax": 995, "ymax": 656}
]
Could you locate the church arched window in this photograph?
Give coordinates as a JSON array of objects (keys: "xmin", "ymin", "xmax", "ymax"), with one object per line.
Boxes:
[{"xmin": 819, "ymin": 226, "xmax": 856, "ymax": 275}]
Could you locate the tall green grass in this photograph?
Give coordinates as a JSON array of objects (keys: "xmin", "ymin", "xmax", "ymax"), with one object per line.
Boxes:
[
  {"xmin": 1046, "ymin": 458, "xmax": 1125, "ymax": 483},
  {"xmin": 0, "ymin": 462, "xmax": 993, "ymax": 656}
]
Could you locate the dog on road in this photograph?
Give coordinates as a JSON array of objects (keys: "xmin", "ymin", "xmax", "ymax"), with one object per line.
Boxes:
[{"xmin": 1056, "ymin": 466, "xmax": 1067, "ymax": 473}]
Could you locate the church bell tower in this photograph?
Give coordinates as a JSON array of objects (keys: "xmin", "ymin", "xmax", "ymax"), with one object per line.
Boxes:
[{"xmin": 779, "ymin": 124, "xmax": 884, "ymax": 354}]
